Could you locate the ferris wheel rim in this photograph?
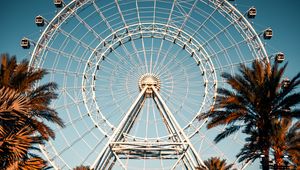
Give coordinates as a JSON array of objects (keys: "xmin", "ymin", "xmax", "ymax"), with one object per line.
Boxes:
[{"xmin": 82, "ymin": 21, "xmax": 217, "ymax": 138}]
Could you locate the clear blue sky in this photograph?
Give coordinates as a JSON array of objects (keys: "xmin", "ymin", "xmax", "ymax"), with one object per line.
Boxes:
[{"xmin": 0, "ymin": 0, "xmax": 299, "ymax": 169}]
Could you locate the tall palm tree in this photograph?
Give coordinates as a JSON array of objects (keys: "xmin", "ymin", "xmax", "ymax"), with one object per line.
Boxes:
[
  {"xmin": 195, "ymin": 157, "xmax": 234, "ymax": 170},
  {"xmin": 199, "ymin": 59, "xmax": 300, "ymax": 170},
  {"xmin": 0, "ymin": 54, "xmax": 65, "ymax": 168}
]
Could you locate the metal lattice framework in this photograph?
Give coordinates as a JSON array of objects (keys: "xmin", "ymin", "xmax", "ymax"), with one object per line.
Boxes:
[{"xmin": 27, "ymin": 0, "xmax": 270, "ymax": 169}]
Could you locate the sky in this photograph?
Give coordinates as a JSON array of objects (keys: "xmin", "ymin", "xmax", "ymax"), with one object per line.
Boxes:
[{"xmin": 1, "ymin": 0, "xmax": 300, "ymax": 169}]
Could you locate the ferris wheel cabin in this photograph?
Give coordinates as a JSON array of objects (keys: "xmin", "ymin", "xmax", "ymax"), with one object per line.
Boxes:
[
  {"xmin": 247, "ymin": 7, "xmax": 256, "ymax": 18},
  {"xmin": 54, "ymin": 0, "xmax": 63, "ymax": 8},
  {"xmin": 263, "ymin": 28, "xmax": 273, "ymax": 39},
  {"xmin": 35, "ymin": 16, "xmax": 45, "ymax": 27},
  {"xmin": 21, "ymin": 38, "xmax": 30, "ymax": 49},
  {"xmin": 275, "ymin": 52, "xmax": 285, "ymax": 63}
]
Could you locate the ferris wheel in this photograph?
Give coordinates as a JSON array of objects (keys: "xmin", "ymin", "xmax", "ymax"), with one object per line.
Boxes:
[{"xmin": 21, "ymin": 0, "xmax": 278, "ymax": 169}]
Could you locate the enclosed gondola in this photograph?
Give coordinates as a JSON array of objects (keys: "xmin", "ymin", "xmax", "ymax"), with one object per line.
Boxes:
[
  {"xmin": 275, "ymin": 52, "xmax": 285, "ymax": 63},
  {"xmin": 35, "ymin": 15, "xmax": 45, "ymax": 27},
  {"xmin": 263, "ymin": 28, "xmax": 273, "ymax": 39},
  {"xmin": 21, "ymin": 38, "xmax": 30, "ymax": 49},
  {"xmin": 54, "ymin": 0, "xmax": 63, "ymax": 8},
  {"xmin": 247, "ymin": 7, "xmax": 256, "ymax": 18}
]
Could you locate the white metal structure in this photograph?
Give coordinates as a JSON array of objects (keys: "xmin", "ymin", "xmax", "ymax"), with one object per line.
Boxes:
[
  {"xmin": 92, "ymin": 82, "xmax": 204, "ymax": 170},
  {"xmin": 28, "ymin": 0, "xmax": 270, "ymax": 169}
]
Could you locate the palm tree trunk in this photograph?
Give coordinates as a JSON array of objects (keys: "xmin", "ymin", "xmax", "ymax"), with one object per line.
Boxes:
[{"xmin": 261, "ymin": 148, "xmax": 270, "ymax": 170}]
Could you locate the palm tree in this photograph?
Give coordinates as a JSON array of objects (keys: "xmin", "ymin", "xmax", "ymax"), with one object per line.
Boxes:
[
  {"xmin": 199, "ymin": 59, "xmax": 300, "ymax": 170},
  {"xmin": 0, "ymin": 54, "xmax": 65, "ymax": 168},
  {"xmin": 195, "ymin": 157, "xmax": 234, "ymax": 170}
]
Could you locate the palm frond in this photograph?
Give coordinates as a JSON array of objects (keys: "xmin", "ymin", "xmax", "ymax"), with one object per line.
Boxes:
[
  {"xmin": 0, "ymin": 54, "xmax": 65, "ymax": 168},
  {"xmin": 214, "ymin": 125, "xmax": 242, "ymax": 143}
]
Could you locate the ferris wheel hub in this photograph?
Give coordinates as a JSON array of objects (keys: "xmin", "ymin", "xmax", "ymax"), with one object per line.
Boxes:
[{"xmin": 138, "ymin": 73, "xmax": 161, "ymax": 97}]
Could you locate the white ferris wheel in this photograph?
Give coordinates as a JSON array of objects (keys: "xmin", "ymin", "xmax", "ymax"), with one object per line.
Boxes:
[{"xmin": 21, "ymin": 0, "xmax": 279, "ymax": 169}]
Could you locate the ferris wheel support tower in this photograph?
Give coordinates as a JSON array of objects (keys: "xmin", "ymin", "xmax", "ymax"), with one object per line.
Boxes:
[{"xmin": 92, "ymin": 74, "xmax": 205, "ymax": 170}]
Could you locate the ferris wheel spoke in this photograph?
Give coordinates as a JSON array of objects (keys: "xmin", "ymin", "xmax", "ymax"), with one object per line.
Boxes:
[
  {"xmin": 152, "ymin": 40, "xmax": 170, "ymax": 74},
  {"xmin": 131, "ymin": 40, "xmax": 147, "ymax": 73},
  {"xmin": 150, "ymin": 0, "xmax": 176, "ymax": 73},
  {"xmin": 57, "ymin": 126, "xmax": 96, "ymax": 157},
  {"xmin": 191, "ymin": 4, "xmax": 220, "ymax": 37},
  {"xmin": 109, "ymin": 91, "xmax": 136, "ymax": 107},
  {"xmin": 122, "ymin": 44, "xmax": 142, "ymax": 68},
  {"xmin": 113, "ymin": 35, "xmax": 146, "ymax": 69},
  {"xmin": 152, "ymin": 0, "xmax": 157, "ymax": 23},
  {"xmin": 166, "ymin": 0, "xmax": 176, "ymax": 26},
  {"xmin": 71, "ymin": 6, "xmax": 104, "ymax": 42},
  {"xmin": 151, "ymin": 100, "xmax": 160, "ymax": 139},
  {"xmin": 98, "ymin": 55, "xmax": 134, "ymax": 75},
  {"xmin": 153, "ymin": 43, "xmax": 183, "ymax": 76},
  {"xmin": 41, "ymin": 45, "xmax": 90, "ymax": 65},
  {"xmin": 156, "ymin": 52, "xmax": 191, "ymax": 77},
  {"xmin": 55, "ymin": 26, "xmax": 96, "ymax": 52},
  {"xmin": 50, "ymin": 39, "xmax": 72, "ymax": 70},
  {"xmin": 208, "ymin": 36, "xmax": 252, "ymax": 60},
  {"xmin": 214, "ymin": 57, "xmax": 257, "ymax": 71},
  {"xmin": 72, "ymin": 111, "xmax": 99, "ymax": 143},
  {"xmin": 222, "ymin": 29, "xmax": 247, "ymax": 64},
  {"xmin": 111, "ymin": 48, "xmax": 141, "ymax": 70},
  {"xmin": 140, "ymin": 34, "xmax": 149, "ymax": 73},
  {"xmin": 79, "ymin": 135, "xmax": 107, "ymax": 165},
  {"xmin": 100, "ymin": 39, "xmax": 142, "ymax": 70},
  {"xmin": 47, "ymin": 68, "xmax": 85, "ymax": 78},
  {"xmin": 48, "ymin": 140, "xmax": 73, "ymax": 169},
  {"xmin": 60, "ymin": 114, "xmax": 85, "ymax": 128},
  {"xmin": 114, "ymin": 1, "xmax": 145, "ymax": 70},
  {"xmin": 145, "ymin": 99, "xmax": 150, "ymax": 138},
  {"xmin": 114, "ymin": 0, "xmax": 128, "ymax": 28},
  {"xmin": 92, "ymin": 1, "xmax": 114, "ymax": 33},
  {"xmin": 136, "ymin": 1, "xmax": 150, "ymax": 73},
  {"xmin": 54, "ymin": 98, "xmax": 86, "ymax": 114},
  {"xmin": 201, "ymin": 18, "xmax": 239, "ymax": 48},
  {"xmin": 178, "ymin": 0, "xmax": 199, "ymax": 31}
]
